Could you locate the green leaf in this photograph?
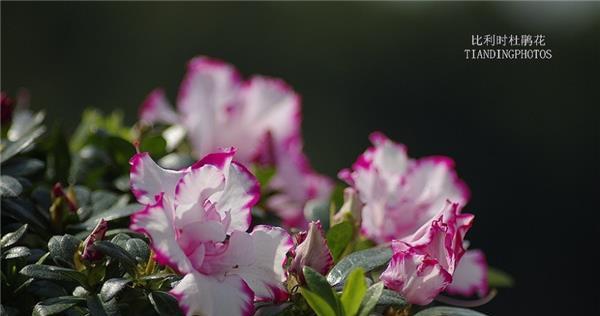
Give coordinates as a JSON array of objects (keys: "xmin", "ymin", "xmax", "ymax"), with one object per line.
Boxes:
[
  {"xmin": 3, "ymin": 246, "xmax": 31, "ymax": 259},
  {"xmin": 327, "ymin": 246, "xmax": 393, "ymax": 286},
  {"xmin": 303, "ymin": 267, "xmax": 341, "ymax": 314},
  {"xmin": 377, "ymin": 289, "xmax": 408, "ymax": 308},
  {"xmin": 26, "ymin": 280, "xmax": 68, "ymax": 298},
  {"xmin": 299, "ymin": 288, "xmax": 336, "ymax": 316},
  {"xmin": 20, "ymin": 264, "xmax": 87, "ymax": 285},
  {"xmin": 413, "ymin": 306, "xmax": 488, "ymax": 316},
  {"xmin": 79, "ymin": 203, "xmax": 141, "ymax": 230},
  {"xmin": 86, "ymin": 294, "xmax": 120, "ymax": 316},
  {"xmin": 488, "ymin": 267, "xmax": 514, "ymax": 288},
  {"xmin": 253, "ymin": 166, "xmax": 276, "ymax": 188},
  {"xmin": 0, "ymin": 125, "xmax": 46, "ymax": 163},
  {"xmin": 357, "ymin": 282, "xmax": 384, "ymax": 316},
  {"xmin": 0, "ymin": 224, "xmax": 28, "ymax": 248},
  {"xmin": 32, "ymin": 296, "xmax": 85, "ymax": 316},
  {"xmin": 326, "ymin": 221, "xmax": 354, "ymax": 262},
  {"xmin": 100, "ymin": 278, "xmax": 131, "ymax": 302},
  {"xmin": 48, "ymin": 235, "xmax": 81, "ymax": 268},
  {"xmin": 341, "ymin": 268, "xmax": 367, "ymax": 316},
  {"xmin": 1, "ymin": 158, "xmax": 45, "ymax": 177},
  {"xmin": 140, "ymin": 134, "xmax": 167, "ymax": 158},
  {"xmin": 93, "ymin": 241, "xmax": 138, "ymax": 275},
  {"xmin": 148, "ymin": 291, "xmax": 184, "ymax": 316},
  {"xmin": 45, "ymin": 126, "xmax": 72, "ymax": 183},
  {"xmin": 2, "ymin": 198, "xmax": 48, "ymax": 233},
  {"xmin": 0, "ymin": 175, "xmax": 23, "ymax": 197},
  {"xmin": 125, "ymin": 238, "xmax": 150, "ymax": 263},
  {"xmin": 110, "ymin": 233, "xmax": 131, "ymax": 248}
]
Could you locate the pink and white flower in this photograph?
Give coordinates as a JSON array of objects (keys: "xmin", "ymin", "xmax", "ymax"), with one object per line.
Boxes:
[
  {"xmin": 289, "ymin": 221, "xmax": 333, "ymax": 283},
  {"xmin": 139, "ymin": 56, "xmax": 332, "ymax": 226},
  {"xmin": 380, "ymin": 202, "xmax": 473, "ymax": 305},
  {"xmin": 339, "ymin": 132, "xmax": 470, "ymax": 244},
  {"xmin": 129, "ymin": 148, "xmax": 293, "ymax": 316}
]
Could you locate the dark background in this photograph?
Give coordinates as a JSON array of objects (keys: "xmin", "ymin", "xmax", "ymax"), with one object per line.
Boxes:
[{"xmin": 2, "ymin": 2, "xmax": 599, "ymax": 315}]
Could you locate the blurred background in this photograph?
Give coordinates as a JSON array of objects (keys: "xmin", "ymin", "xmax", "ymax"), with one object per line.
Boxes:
[{"xmin": 2, "ymin": 2, "xmax": 599, "ymax": 314}]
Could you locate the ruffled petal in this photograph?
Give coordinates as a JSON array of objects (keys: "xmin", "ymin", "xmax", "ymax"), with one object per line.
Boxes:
[
  {"xmin": 130, "ymin": 195, "xmax": 193, "ymax": 274},
  {"xmin": 290, "ymin": 221, "xmax": 333, "ymax": 281},
  {"xmin": 129, "ymin": 152, "xmax": 187, "ymax": 205},
  {"xmin": 380, "ymin": 250, "xmax": 451, "ymax": 305},
  {"xmin": 171, "ymin": 272, "xmax": 254, "ymax": 316},
  {"xmin": 177, "ymin": 56, "xmax": 241, "ymax": 157},
  {"xmin": 446, "ymin": 249, "xmax": 489, "ymax": 297},
  {"xmin": 231, "ymin": 225, "xmax": 293, "ymax": 302},
  {"xmin": 139, "ymin": 88, "xmax": 179, "ymax": 125}
]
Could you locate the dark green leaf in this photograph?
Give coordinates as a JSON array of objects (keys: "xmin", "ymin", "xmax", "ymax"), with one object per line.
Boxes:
[
  {"xmin": 48, "ymin": 235, "xmax": 81, "ymax": 268},
  {"xmin": 413, "ymin": 306, "xmax": 488, "ymax": 316},
  {"xmin": 100, "ymin": 278, "xmax": 131, "ymax": 302},
  {"xmin": 341, "ymin": 268, "xmax": 367, "ymax": 316},
  {"xmin": 303, "ymin": 267, "xmax": 341, "ymax": 315},
  {"xmin": 3, "ymin": 246, "xmax": 30, "ymax": 259},
  {"xmin": 86, "ymin": 294, "xmax": 120, "ymax": 316},
  {"xmin": 299, "ymin": 288, "xmax": 336, "ymax": 316},
  {"xmin": 304, "ymin": 200, "xmax": 331, "ymax": 229},
  {"xmin": 253, "ymin": 166, "xmax": 276, "ymax": 188},
  {"xmin": 20, "ymin": 264, "xmax": 87, "ymax": 285},
  {"xmin": 0, "ymin": 175, "xmax": 23, "ymax": 197},
  {"xmin": 91, "ymin": 191, "xmax": 119, "ymax": 213},
  {"xmin": 357, "ymin": 282, "xmax": 384, "ymax": 316},
  {"xmin": 0, "ymin": 224, "xmax": 28, "ymax": 248},
  {"xmin": 79, "ymin": 203, "xmax": 141, "ymax": 230},
  {"xmin": 45, "ymin": 126, "xmax": 72, "ymax": 183},
  {"xmin": 0, "ymin": 125, "xmax": 46, "ymax": 163},
  {"xmin": 327, "ymin": 246, "xmax": 393, "ymax": 285},
  {"xmin": 326, "ymin": 221, "xmax": 354, "ymax": 262},
  {"xmin": 2, "ymin": 198, "xmax": 48, "ymax": 232},
  {"xmin": 125, "ymin": 238, "xmax": 150, "ymax": 263},
  {"xmin": 93, "ymin": 241, "xmax": 137, "ymax": 275},
  {"xmin": 2, "ymin": 158, "xmax": 44, "ymax": 177},
  {"xmin": 32, "ymin": 296, "xmax": 85, "ymax": 316},
  {"xmin": 488, "ymin": 267, "xmax": 514, "ymax": 288},
  {"xmin": 110, "ymin": 233, "xmax": 131, "ymax": 248},
  {"xmin": 148, "ymin": 291, "xmax": 184, "ymax": 316},
  {"xmin": 27, "ymin": 280, "xmax": 68, "ymax": 298},
  {"xmin": 377, "ymin": 289, "xmax": 408, "ymax": 308}
]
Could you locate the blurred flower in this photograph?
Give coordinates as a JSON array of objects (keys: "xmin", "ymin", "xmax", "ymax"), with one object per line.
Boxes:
[
  {"xmin": 139, "ymin": 57, "xmax": 332, "ymax": 227},
  {"xmin": 1, "ymin": 91, "xmax": 14, "ymax": 125},
  {"xmin": 380, "ymin": 202, "xmax": 473, "ymax": 305},
  {"xmin": 289, "ymin": 221, "xmax": 333, "ymax": 284},
  {"xmin": 339, "ymin": 131, "xmax": 470, "ymax": 243},
  {"xmin": 130, "ymin": 148, "xmax": 293, "ymax": 316}
]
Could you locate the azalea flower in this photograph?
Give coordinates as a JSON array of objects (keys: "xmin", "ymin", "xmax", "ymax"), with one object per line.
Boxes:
[
  {"xmin": 380, "ymin": 202, "xmax": 473, "ymax": 305},
  {"xmin": 289, "ymin": 221, "xmax": 333, "ymax": 283},
  {"xmin": 340, "ymin": 132, "xmax": 488, "ymax": 300},
  {"xmin": 129, "ymin": 148, "xmax": 293, "ymax": 316},
  {"xmin": 139, "ymin": 56, "xmax": 332, "ymax": 227}
]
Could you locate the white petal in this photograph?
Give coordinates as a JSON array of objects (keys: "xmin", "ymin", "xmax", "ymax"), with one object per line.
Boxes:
[
  {"xmin": 177, "ymin": 57, "xmax": 240, "ymax": 157},
  {"xmin": 129, "ymin": 152, "xmax": 187, "ymax": 205},
  {"xmin": 232, "ymin": 225, "xmax": 293, "ymax": 302},
  {"xmin": 139, "ymin": 88, "xmax": 179, "ymax": 125},
  {"xmin": 171, "ymin": 272, "xmax": 254, "ymax": 316},
  {"xmin": 446, "ymin": 249, "xmax": 489, "ymax": 297},
  {"xmin": 130, "ymin": 195, "xmax": 193, "ymax": 274}
]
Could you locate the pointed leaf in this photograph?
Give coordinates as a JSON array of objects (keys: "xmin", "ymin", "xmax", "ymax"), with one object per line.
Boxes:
[
  {"xmin": 357, "ymin": 282, "xmax": 384, "ymax": 316},
  {"xmin": 326, "ymin": 221, "xmax": 354, "ymax": 262},
  {"xmin": 327, "ymin": 246, "xmax": 393, "ymax": 285},
  {"xmin": 0, "ymin": 224, "xmax": 28, "ymax": 248},
  {"xmin": 341, "ymin": 268, "xmax": 367, "ymax": 316},
  {"xmin": 488, "ymin": 267, "xmax": 514, "ymax": 288},
  {"xmin": 299, "ymin": 288, "xmax": 336, "ymax": 316},
  {"xmin": 32, "ymin": 296, "xmax": 85, "ymax": 316},
  {"xmin": 0, "ymin": 175, "xmax": 23, "ymax": 197},
  {"xmin": 377, "ymin": 289, "xmax": 408, "ymax": 308},
  {"xmin": 0, "ymin": 125, "xmax": 46, "ymax": 163},
  {"xmin": 48, "ymin": 235, "xmax": 81, "ymax": 268},
  {"xmin": 303, "ymin": 267, "xmax": 341, "ymax": 314},
  {"xmin": 20, "ymin": 264, "xmax": 87, "ymax": 285},
  {"xmin": 93, "ymin": 241, "xmax": 137, "ymax": 275},
  {"xmin": 148, "ymin": 291, "xmax": 183, "ymax": 316},
  {"xmin": 3, "ymin": 246, "xmax": 30, "ymax": 259},
  {"xmin": 100, "ymin": 278, "xmax": 131, "ymax": 302}
]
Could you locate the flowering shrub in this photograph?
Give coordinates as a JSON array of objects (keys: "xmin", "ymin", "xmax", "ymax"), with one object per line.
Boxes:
[{"xmin": 1, "ymin": 58, "xmax": 512, "ymax": 316}]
